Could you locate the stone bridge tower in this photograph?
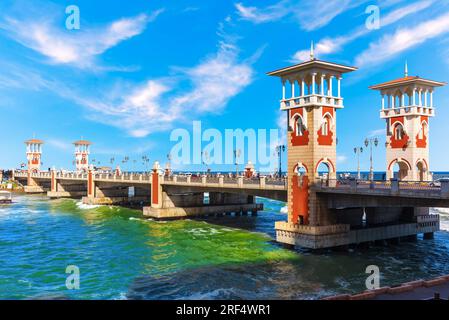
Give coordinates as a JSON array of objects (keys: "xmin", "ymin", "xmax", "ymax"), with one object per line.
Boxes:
[
  {"xmin": 370, "ymin": 64, "xmax": 445, "ymax": 181},
  {"xmin": 74, "ymin": 140, "xmax": 91, "ymax": 173},
  {"xmin": 25, "ymin": 138, "xmax": 43, "ymax": 173},
  {"xmin": 25, "ymin": 138, "xmax": 44, "ymax": 188},
  {"xmin": 268, "ymin": 46, "xmax": 357, "ymax": 227}
]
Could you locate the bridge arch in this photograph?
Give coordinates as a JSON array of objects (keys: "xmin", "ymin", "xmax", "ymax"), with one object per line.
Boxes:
[
  {"xmin": 388, "ymin": 158, "xmax": 411, "ymax": 181},
  {"xmin": 315, "ymin": 157, "xmax": 335, "ymax": 179},
  {"xmin": 416, "ymin": 158, "xmax": 429, "ymax": 182}
]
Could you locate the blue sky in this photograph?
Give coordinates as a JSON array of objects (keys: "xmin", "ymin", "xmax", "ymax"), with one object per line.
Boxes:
[{"xmin": 1, "ymin": 0, "xmax": 449, "ymax": 173}]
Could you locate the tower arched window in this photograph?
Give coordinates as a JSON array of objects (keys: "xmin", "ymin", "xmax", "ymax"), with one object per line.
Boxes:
[
  {"xmin": 295, "ymin": 116, "xmax": 305, "ymax": 136},
  {"xmin": 394, "ymin": 123, "xmax": 404, "ymax": 140},
  {"xmin": 322, "ymin": 116, "xmax": 330, "ymax": 136},
  {"xmin": 419, "ymin": 122, "xmax": 427, "ymax": 139}
]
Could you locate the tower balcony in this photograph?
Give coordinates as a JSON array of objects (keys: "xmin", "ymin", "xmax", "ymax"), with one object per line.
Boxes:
[
  {"xmin": 380, "ymin": 105, "xmax": 435, "ymax": 119},
  {"xmin": 280, "ymin": 94, "xmax": 344, "ymax": 110}
]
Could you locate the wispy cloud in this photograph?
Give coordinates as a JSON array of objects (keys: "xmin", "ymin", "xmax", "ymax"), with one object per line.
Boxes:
[
  {"xmin": 235, "ymin": 0, "xmax": 365, "ymax": 31},
  {"xmin": 0, "ymin": 9, "xmax": 163, "ymax": 69},
  {"xmin": 355, "ymin": 10, "xmax": 449, "ymax": 68},
  {"xmin": 235, "ymin": 1, "xmax": 289, "ymax": 24},
  {"xmin": 170, "ymin": 42, "xmax": 254, "ymax": 114},
  {"xmin": 291, "ymin": 0, "xmax": 433, "ymax": 62},
  {"xmin": 60, "ymin": 41, "xmax": 256, "ymax": 137},
  {"xmin": 368, "ymin": 128, "xmax": 385, "ymax": 137},
  {"xmin": 295, "ymin": 0, "xmax": 366, "ymax": 31}
]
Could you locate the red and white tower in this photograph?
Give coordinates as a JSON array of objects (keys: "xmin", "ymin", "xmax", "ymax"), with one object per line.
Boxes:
[
  {"xmin": 268, "ymin": 45, "xmax": 357, "ymax": 226},
  {"xmin": 370, "ymin": 64, "xmax": 446, "ymax": 181},
  {"xmin": 73, "ymin": 140, "xmax": 91, "ymax": 172},
  {"xmin": 25, "ymin": 138, "xmax": 43, "ymax": 173}
]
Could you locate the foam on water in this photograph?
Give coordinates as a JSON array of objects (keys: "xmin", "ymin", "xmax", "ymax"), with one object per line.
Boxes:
[
  {"xmin": 75, "ymin": 201, "xmax": 102, "ymax": 210},
  {"xmin": 280, "ymin": 206, "xmax": 288, "ymax": 214}
]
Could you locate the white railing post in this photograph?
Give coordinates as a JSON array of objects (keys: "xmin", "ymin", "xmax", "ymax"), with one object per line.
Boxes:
[
  {"xmin": 187, "ymin": 176, "xmax": 191, "ymax": 184},
  {"xmin": 201, "ymin": 175, "xmax": 207, "ymax": 185},
  {"xmin": 173, "ymin": 175, "xmax": 178, "ymax": 183},
  {"xmin": 237, "ymin": 176, "xmax": 243, "ymax": 187},
  {"xmin": 219, "ymin": 175, "xmax": 224, "ymax": 186},
  {"xmin": 260, "ymin": 176, "xmax": 266, "ymax": 188}
]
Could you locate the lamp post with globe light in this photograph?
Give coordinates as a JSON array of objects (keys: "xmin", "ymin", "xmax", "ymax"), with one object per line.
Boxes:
[
  {"xmin": 365, "ymin": 137, "xmax": 378, "ymax": 181},
  {"xmin": 353, "ymin": 147, "xmax": 363, "ymax": 180}
]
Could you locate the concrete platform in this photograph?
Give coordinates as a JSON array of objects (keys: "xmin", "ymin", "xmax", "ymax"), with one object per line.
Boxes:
[
  {"xmin": 143, "ymin": 203, "xmax": 263, "ymax": 219},
  {"xmin": 47, "ymin": 191, "xmax": 86, "ymax": 199},
  {"xmin": 24, "ymin": 186, "xmax": 47, "ymax": 194},
  {"xmin": 82, "ymin": 196, "xmax": 149, "ymax": 205},
  {"xmin": 276, "ymin": 219, "xmax": 439, "ymax": 249}
]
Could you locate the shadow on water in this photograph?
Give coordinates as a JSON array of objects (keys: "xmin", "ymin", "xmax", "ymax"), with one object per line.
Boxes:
[{"xmin": 126, "ymin": 260, "xmax": 333, "ymax": 300}]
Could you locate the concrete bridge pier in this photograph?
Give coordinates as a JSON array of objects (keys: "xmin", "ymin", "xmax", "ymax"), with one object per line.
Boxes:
[
  {"xmin": 24, "ymin": 172, "xmax": 49, "ymax": 193},
  {"xmin": 81, "ymin": 171, "xmax": 150, "ymax": 206},
  {"xmin": 47, "ymin": 170, "xmax": 88, "ymax": 199},
  {"xmin": 143, "ymin": 163, "xmax": 262, "ymax": 219}
]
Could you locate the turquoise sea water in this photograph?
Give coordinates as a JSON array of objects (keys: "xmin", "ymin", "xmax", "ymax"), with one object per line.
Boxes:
[{"xmin": 1, "ymin": 195, "xmax": 449, "ymax": 300}]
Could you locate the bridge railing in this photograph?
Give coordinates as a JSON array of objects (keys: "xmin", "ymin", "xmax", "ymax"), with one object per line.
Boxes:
[
  {"xmin": 265, "ymin": 178, "xmax": 288, "ymax": 187},
  {"xmin": 316, "ymin": 178, "xmax": 449, "ymax": 197}
]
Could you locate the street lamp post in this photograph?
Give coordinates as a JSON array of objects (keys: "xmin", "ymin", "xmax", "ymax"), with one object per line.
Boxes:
[
  {"xmin": 233, "ymin": 149, "xmax": 241, "ymax": 176},
  {"xmin": 275, "ymin": 145, "xmax": 286, "ymax": 178},
  {"xmin": 353, "ymin": 147, "xmax": 363, "ymax": 180},
  {"xmin": 364, "ymin": 137, "xmax": 379, "ymax": 181}
]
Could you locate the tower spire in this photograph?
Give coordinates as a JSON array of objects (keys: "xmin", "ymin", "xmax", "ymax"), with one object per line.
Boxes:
[
  {"xmin": 310, "ymin": 41, "xmax": 315, "ymax": 60},
  {"xmin": 404, "ymin": 60, "xmax": 408, "ymax": 77}
]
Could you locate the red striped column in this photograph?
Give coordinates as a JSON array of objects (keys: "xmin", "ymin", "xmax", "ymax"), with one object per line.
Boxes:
[
  {"xmin": 151, "ymin": 162, "xmax": 162, "ymax": 208},
  {"xmin": 87, "ymin": 165, "xmax": 95, "ymax": 198},
  {"xmin": 51, "ymin": 168, "xmax": 57, "ymax": 192}
]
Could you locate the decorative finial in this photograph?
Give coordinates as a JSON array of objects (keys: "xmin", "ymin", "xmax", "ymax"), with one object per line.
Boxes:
[
  {"xmin": 310, "ymin": 41, "xmax": 315, "ymax": 60},
  {"xmin": 405, "ymin": 60, "xmax": 408, "ymax": 77}
]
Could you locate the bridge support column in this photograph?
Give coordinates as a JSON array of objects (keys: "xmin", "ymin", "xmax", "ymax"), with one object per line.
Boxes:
[
  {"xmin": 24, "ymin": 171, "xmax": 46, "ymax": 193},
  {"xmin": 50, "ymin": 168, "xmax": 57, "ymax": 193},
  {"xmin": 151, "ymin": 162, "xmax": 163, "ymax": 209},
  {"xmin": 87, "ymin": 166, "xmax": 95, "ymax": 199}
]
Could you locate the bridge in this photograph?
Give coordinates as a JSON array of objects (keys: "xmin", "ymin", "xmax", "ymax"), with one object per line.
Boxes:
[
  {"xmin": 11, "ymin": 46, "xmax": 449, "ymax": 249},
  {"xmin": 12, "ymin": 168, "xmax": 287, "ymax": 219}
]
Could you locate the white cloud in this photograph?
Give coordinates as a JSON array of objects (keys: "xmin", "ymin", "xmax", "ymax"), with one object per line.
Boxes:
[
  {"xmin": 171, "ymin": 42, "xmax": 253, "ymax": 114},
  {"xmin": 291, "ymin": 0, "xmax": 434, "ymax": 62},
  {"xmin": 63, "ymin": 41, "xmax": 255, "ymax": 137},
  {"xmin": 355, "ymin": 10, "xmax": 449, "ymax": 67},
  {"xmin": 235, "ymin": 0, "xmax": 365, "ymax": 31},
  {"xmin": 235, "ymin": 1, "xmax": 289, "ymax": 24},
  {"xmin": 294, "ymin": 0, "xmax": 365, "ymax": 31},
  {"xmin": 0, "ymin": 10, "xmax": 163, "ymax": 69}
]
